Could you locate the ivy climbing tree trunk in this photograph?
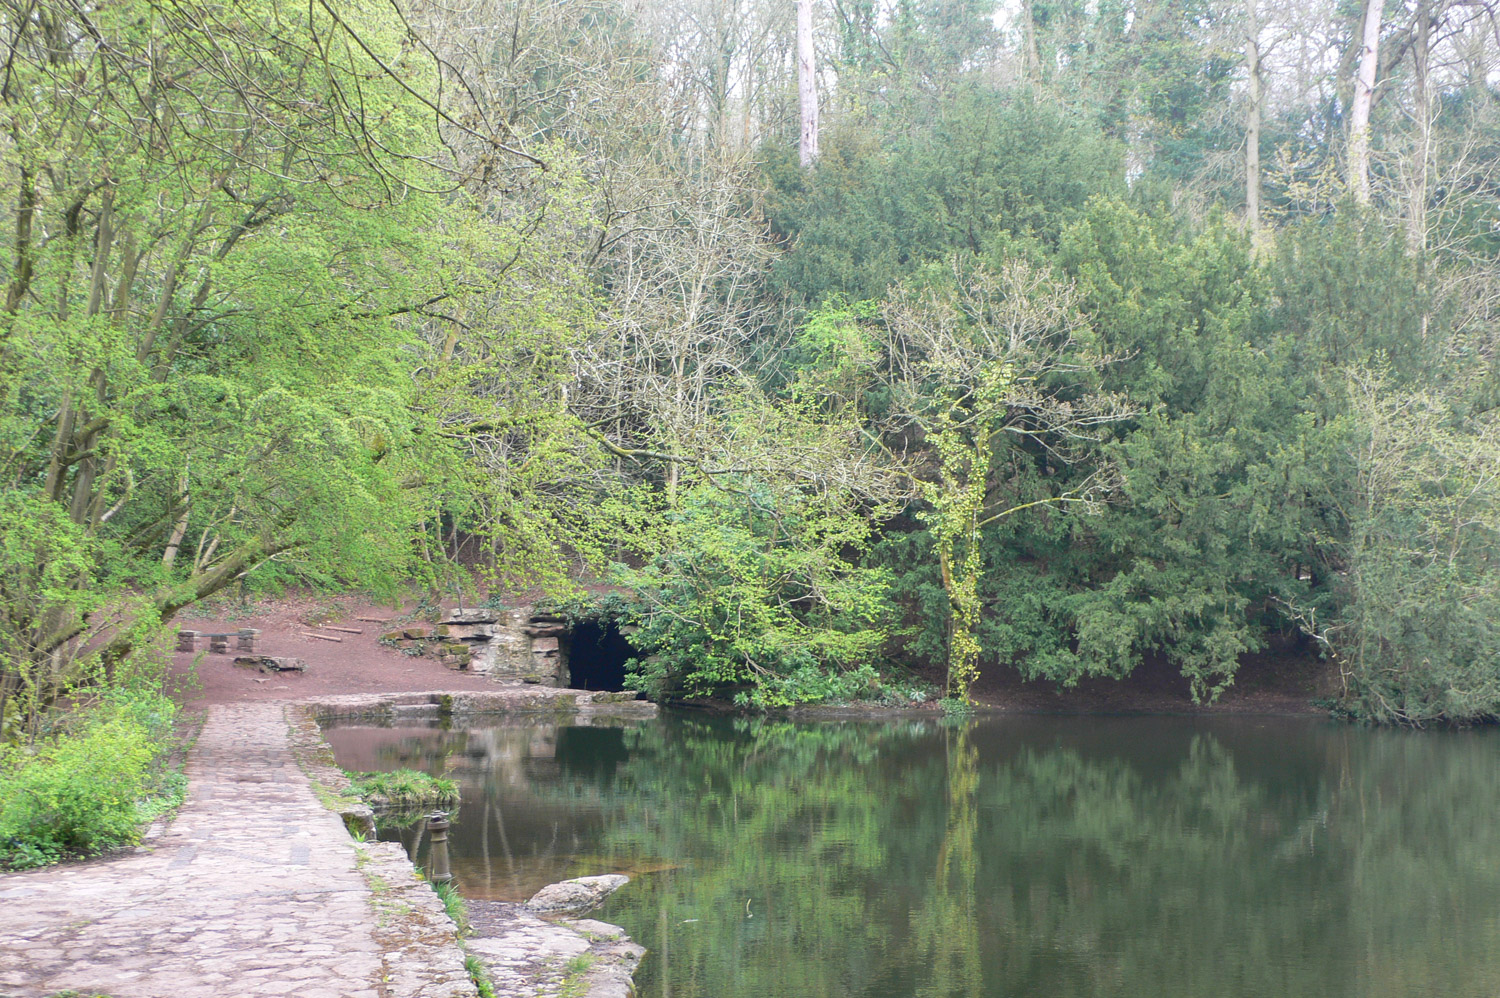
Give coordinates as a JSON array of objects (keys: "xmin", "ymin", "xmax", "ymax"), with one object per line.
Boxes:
[
  {"xmin": 923, "ymin": 425, "xmax": 989, "ymax": 700},
  {"xmin": 873, "ymin": 260, "xmax": 1133, "ymax": 704}
]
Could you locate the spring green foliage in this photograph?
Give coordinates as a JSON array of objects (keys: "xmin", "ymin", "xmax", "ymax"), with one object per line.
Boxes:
[
  {"xmin": 439, "ymin": 878, "xmax": 500, "ymax": 997},
  {"xmin": 0, "ymin": 0, "xmax": 593, "ymax": 728},
  {"xmin": 465, "ymin": 954, "xmax": 498, "ymax": 998},
  {"xmin": 0, "ymin": 689, "xmax": 178, "ymax": 868},
  {"xmin": 2, "ymin": 0, "xmax": 1498, "ymax": 724},
  {"xmin": 432, "ymin": 880, "xmax": 472, "ymax": 935},
  {"xmin": 615, "ymin": 481, "xmax": 894, "ymax": 708},
  {"xmin": 1305, "ymin": 369, "xmax": 1500, "ymax": 724}
]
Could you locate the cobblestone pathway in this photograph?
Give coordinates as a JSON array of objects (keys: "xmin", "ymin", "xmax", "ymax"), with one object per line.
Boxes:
[{"xmin": 0, "ymin": 703, "xmax": 474, "ymax": 998}]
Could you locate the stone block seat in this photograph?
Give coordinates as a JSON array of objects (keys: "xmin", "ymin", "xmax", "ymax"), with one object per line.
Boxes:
[{"xmin": 176, "ymin": 628, "xmax": 260, "ymax": 654}]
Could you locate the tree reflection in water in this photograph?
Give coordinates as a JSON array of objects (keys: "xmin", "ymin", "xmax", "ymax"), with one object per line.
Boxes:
[
  {"xmin": 912, "ymin": 725, "xmax": 980, "ymax": 998},
  {"xmin": 323, "ymin": 714, "xmax": 1500, "ymax": 998}
]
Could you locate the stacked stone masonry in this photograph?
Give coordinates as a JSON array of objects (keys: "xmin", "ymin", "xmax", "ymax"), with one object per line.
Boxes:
[
  {"xmin": 380, "ymin": 624, "xmax": 476, "ymax": 671},
  {"xmin": 377, "ymin": 608, "xmax": 584, "ymax": 687},
  {"xmin": 176, "ymin": 628, "xmax": 260, "ymax": 654}
]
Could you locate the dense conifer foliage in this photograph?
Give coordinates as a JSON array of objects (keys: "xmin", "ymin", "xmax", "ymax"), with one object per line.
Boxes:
[{"xmin": 3, "ymin": 0, "xmax": 1500, "ymax": 731}]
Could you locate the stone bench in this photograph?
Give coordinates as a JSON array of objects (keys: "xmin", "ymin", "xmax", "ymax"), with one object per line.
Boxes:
[{"xmin": 177, "ymin": 628, "xmax": 260, "ymax": 654}]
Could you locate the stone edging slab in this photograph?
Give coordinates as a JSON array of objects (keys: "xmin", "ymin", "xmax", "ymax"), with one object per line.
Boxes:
[
  {"xmin": 465, "ymin": 906, "xmax": 645, "ymax": 998},
  {"xmin": 303, "ymin": 687, "xmax": 659, "ymax": 725},
  {"xmin": 285, "ymin": 703, "xmax": 476, "ymax": 997}
]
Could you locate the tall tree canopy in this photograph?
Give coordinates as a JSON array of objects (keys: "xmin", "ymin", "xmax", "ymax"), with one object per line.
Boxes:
[{"xmin": 5, "ymin": 0, "xmax": 1500, "ymax": 725}]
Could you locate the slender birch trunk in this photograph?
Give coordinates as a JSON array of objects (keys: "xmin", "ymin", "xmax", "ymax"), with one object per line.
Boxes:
[
  {"xmin": 1348, "ymin": 0, "xmax": 1383, "ymax": 202},
  {"xmin": 1407, "ymin": 2, "xmax": 1432, "ymax": 253},
  {"xmin": 1244, "ymin": 0, "xmax": 1263, "ymax": 234},
  {"xmin": 797, "ymin": 0, "xmax": 819, "ymax": 169},
  {"xmin": 1022, "ymin": 0, "xmax": 1042, "ymax": 82}
]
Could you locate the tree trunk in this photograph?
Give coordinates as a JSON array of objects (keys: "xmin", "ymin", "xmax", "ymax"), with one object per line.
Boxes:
[
  {"xmin": 1022, "ymin": 0, "xmax": 1042, "ymax": 82},
  {"xmin": 161, "ymin": 473, "xmax": 191, "ymax": 569},
  {"xmin": 5, "ymin": 165, "xmax": 35, "ymax": 314},
  {"xmin": 1244, "ymin": 0, "xmax": 1262, "ymax": 234},
  {"xmin": 1348, "ymin": 0, "xmax": 1383, "ymax": 203},
  {"xmin": 1407, "ymin": 2, "xmax": 1432, "ymax": 253},
  {"xmin": 797, "ymin": 0, "xmax": 819, "ymax": 169}
]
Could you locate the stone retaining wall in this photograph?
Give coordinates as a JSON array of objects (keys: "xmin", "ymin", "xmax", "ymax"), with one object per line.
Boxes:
[
  {"xmin": 293, "ymin": 694, "xmax": 649, "ymax": 997},
  {"xmin": 377, "ymin": 606, "xmax": 600, "ymax": 686},
  {"xmin": 305, "ymin": 688, "xmax": 657, "ymax": 725}
]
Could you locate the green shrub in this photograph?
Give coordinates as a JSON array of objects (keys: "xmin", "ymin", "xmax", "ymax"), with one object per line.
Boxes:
[
  {"xmin": 615, "ymin": 480, "xmax": 894, "ymax": 709},
  {"xmin": 0, "ymin": 691, "xmax": 178, "ymax": 869},
  {"xmin": 938, "ymin": 696, "xmax": 974, "ymax": 718}
]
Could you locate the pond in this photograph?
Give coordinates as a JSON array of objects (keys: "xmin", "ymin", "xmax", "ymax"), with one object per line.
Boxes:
[{"xmin": 322, "ymin": 711, "xmax": 1500, "ymax": 998}]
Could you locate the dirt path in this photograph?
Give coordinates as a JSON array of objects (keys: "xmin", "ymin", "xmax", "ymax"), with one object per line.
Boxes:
[
  {"xmin": 171, "ymin": 599, "xmax": 504, "ymax": 706},
  {"xmin": 0, "ymin": 703, "xmax": 474, "ymax": 998}
]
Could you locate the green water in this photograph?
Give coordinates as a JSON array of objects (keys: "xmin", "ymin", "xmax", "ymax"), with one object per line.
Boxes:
[{"xmin": 322, "ymin": 712, "xmax": 1500, "ymax": 998}]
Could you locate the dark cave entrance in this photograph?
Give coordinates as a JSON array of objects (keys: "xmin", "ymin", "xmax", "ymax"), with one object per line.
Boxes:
[{"xmin": 566, "ymin": 620, "xmax": 632, "ymax": 692}]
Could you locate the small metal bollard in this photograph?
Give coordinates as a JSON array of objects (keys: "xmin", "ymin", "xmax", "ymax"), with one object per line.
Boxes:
[{"xmin": 427, "ymin": 811, "xmax": 453, "ymax": 885}]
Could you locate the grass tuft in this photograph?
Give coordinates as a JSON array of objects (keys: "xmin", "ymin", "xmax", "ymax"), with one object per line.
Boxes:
[
  {"xmin": 432, "ymin": 879, "xmax": 471, "ymax": 935},
  {"xmin": 344, "ymin": 768, "xmax": 459, "ymax": 808},
  {"xmin": 465, "ymin": 954, "xmax": 497, "ymax": 998}
]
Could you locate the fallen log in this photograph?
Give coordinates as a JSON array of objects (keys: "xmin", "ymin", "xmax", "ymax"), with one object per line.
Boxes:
[{"xmin": 301, "ymin": 631, "xmax": 343, "ymax": 643}]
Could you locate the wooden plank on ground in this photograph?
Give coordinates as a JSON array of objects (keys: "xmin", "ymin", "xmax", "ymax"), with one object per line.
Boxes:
[
  {"xmin": 325, "ymin": 626, "xmax": 363, "ymax": 635},
  {"xmin": 301, "ymin": 631, "xmax": 343, "ymax": 642}
]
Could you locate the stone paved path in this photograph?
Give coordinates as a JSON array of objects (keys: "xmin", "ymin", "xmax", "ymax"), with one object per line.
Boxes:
[{"xmin": 0, "ymin": 703, "xmax": 474, "ymax": 998}]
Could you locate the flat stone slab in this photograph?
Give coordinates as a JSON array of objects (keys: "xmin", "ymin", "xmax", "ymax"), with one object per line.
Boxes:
[
  {"xmin": 446, "ymin": 608, "xmax": 500, "ymax": 624},
  {"xmin": 0, "ymin": 703, "xmax": 473, "ymax": 998},
  {"xmin": 444, "ymin": 623, "xmax": 494, "ymax": 640},
  {"xmin": 305, "ymin": 688, "xmax": 659, "ymax": 723},
  {"xmin": 525, "ymin": 875, "xmax": 630, "ymax": 913},
  {"xmin": 467, "ymin": 903, "xmax": 643, "ymax": 998},
  {"xmin": 233, "ymin": 655, "xmax": 308, "ymax": 673}
]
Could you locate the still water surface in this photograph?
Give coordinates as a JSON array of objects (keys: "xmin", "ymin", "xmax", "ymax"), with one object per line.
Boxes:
[{"xmin": 322, "ymin": 712, "xmax": 1500, "ymax": 998}]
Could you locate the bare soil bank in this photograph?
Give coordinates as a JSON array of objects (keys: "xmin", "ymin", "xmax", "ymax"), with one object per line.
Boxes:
[
  {"xmin": 964, "ymin": 642, "xmax": 1333, "ymax": 715},
  {"xmin": 170, "ymin": 594, "xmax": 1332, "ymax": 716}
]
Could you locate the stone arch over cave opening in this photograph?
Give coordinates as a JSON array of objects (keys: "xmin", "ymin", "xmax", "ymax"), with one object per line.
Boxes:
[{"xmin": 565, "ymin": 619, "xmax": 632, "ymax": 692}]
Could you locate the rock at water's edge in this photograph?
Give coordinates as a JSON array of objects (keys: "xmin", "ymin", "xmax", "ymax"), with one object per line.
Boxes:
[{"xmin": 525, "ymin": 874, "xmax": 630, "ymax": 913}]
